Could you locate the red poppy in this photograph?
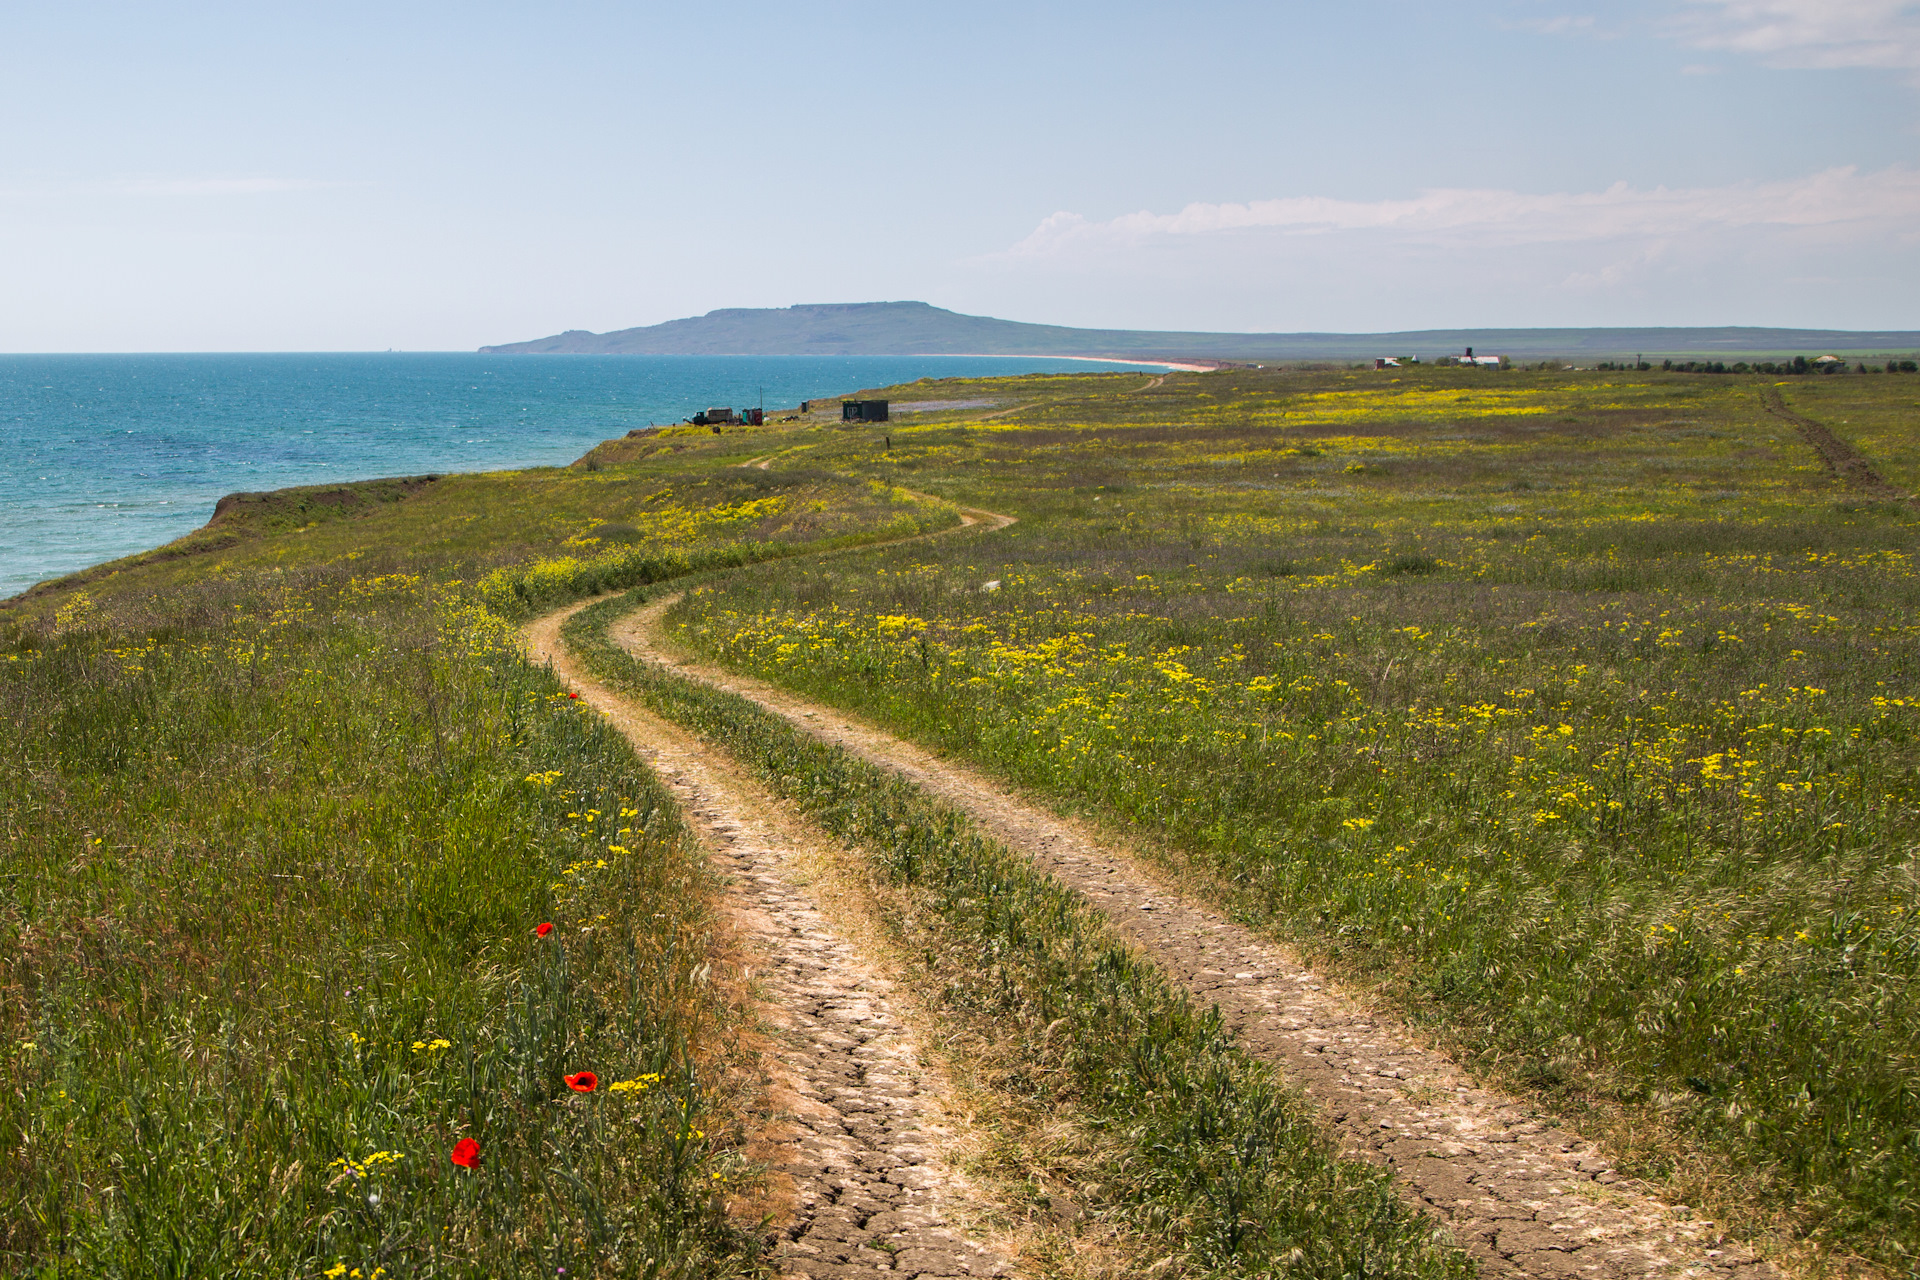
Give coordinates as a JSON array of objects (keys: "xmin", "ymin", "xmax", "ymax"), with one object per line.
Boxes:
[
  {"xmin": 535, "ymin": 922, "xmax": 554, "ymax": 937},
  {"xmin": 567, "ymin": 692, "xmax": 580, "ymax": 700},
  {"xmin": 450, "ymin": 1138, "xmax": 480, "ymax": 1169},
  {"xmin": 564, "ymin": 1071, "xmax": 598, "ymax": 1093}
]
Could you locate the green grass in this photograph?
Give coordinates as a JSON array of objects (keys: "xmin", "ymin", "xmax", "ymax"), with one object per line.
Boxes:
[
  {"xmin": 2, "ymin": 571, "xmax": 749, "ymax": 1276},
  {"xmin": 1777, "ymin": 375, "xmax": 1920, "ymax": 494},
  {"xmin": 0, "ymin": 465, "xmax": 952, "ymax": 1277},
  {"xmin": 8, "ymin": 361, "xmax": 1919, "ymax": 1274},
  {"xmin": 8, "ymin": 444, "xmax": 950, "ymax": 620},
  {"xmin": 565, "ymin": 591, "xmax": 1475, "ymax": 1280},
  {"xmin": 651, "ymin": 365, "xmax": 1920, "ymax": 1269}
]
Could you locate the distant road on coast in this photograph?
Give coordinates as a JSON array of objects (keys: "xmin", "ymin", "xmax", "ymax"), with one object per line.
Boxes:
[{"xmin": 481, "ymin": 300, "xmax": 1920, "ymax": 362}]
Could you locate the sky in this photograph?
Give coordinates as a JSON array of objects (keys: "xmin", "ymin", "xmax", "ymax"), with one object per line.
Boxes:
[{"xmin": 1, "ymin": 0, "xmax": 1916, "ymax": 350}]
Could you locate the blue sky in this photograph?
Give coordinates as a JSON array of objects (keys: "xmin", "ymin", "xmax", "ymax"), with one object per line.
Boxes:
[{"xmin": 2, "ymin": 0, "xmax": 1916, "ymax": 349}]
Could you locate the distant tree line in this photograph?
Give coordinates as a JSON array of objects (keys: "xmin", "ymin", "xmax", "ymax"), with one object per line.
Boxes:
[{"xmin": 1591, "ymin": 357, "xmax": 1920, "ymax": 375}]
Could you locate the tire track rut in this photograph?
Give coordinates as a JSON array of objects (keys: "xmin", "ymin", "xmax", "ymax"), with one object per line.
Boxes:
[
  {"xmin": 528, "ymin": 608, "xmax": 1009, "ymax": 1280},
  {"xmin": 604, "ymin": 595, "xmax": 1782, "ymax": 1280},
  {"xmin": 1762, "ymin": 387, "xmax": 1915, "ymax": 507}
]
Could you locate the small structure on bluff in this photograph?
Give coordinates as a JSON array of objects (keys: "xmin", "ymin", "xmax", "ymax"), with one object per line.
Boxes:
[
  {"xmin": 688, "ymin": 406, "xmax": 762, "ymax": 426},
  {"xmin": 842, "ymin": 399, "xmax": 889, "ymax": 423}
]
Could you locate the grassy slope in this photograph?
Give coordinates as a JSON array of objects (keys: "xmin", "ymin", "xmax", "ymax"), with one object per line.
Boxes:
[
  {"xmin": 0, "ymin": 451, "xmax": 953, "ymax": 1277},
  {"xmin": 3, "ymin": 423, "xmax": 927, "ymax": 617},
  {"xmin": 658, "ymin": 365, "xmax": 1920, "ymax": 1270},
  {"xmin": 4, "ymin": 578, "xmax": 741, "ymax": 1277}
]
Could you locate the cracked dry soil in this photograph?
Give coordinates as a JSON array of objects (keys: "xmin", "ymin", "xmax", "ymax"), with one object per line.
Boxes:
[
  {"xmin": 610, "ymin": 595, "xmax": 1782, "ymax": 1280},
  {"xmin": 528, "ymin": 609, "xmax": 1008, "ymax": 1280}
]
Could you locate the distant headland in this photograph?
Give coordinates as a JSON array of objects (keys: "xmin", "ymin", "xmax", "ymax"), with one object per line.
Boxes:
[{"xmin": 480, "ymin": 301, "xmax": 1920, "ymax": 362}]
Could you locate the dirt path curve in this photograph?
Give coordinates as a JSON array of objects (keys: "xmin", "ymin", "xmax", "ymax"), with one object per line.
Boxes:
[
  {"xmin": 528, "ymin": 608, "xmax": 1009, "ymax": 1280},
  {"xmin": 1762, "ymin": 388, "xmax": 1915, "ymax": 507},
  {"xmin": 607, "ymin": 599, "xmax": 1780, "ymax": 1280}
]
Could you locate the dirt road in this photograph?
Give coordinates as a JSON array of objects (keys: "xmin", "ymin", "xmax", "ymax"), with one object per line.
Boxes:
[
  {"xmin": 597, "ymin": 594, "xmax": 1779, "ymax": 1280},
  {"xmin": 528, "ymin": 608, "xmax": 1009, "ymax": 1280}
]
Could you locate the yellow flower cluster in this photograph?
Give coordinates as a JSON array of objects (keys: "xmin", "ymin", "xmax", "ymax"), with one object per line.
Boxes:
[
  {"xmin": 326, "ymin": 1150, "xmax": 405, "ymax": 1179},
  {"xmin": 609, "ymin": 1072, "xmax": 663, "ymax": 1094}
]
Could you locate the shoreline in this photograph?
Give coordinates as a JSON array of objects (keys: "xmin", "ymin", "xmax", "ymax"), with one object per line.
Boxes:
[{"xmin": 932, "ymin": 352, "xmax": 1224, "ymax": 372}]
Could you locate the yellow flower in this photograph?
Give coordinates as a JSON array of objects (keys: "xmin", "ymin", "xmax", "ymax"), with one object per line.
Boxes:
[{"xmin": 609, "ymin": 1073, "xmax": 663, "ymax": 1094}]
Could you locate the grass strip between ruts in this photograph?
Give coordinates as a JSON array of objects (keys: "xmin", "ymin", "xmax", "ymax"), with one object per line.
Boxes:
[{"xmin": 566, "ymin": 589, "xmax": 1476, "ymax": 1280}]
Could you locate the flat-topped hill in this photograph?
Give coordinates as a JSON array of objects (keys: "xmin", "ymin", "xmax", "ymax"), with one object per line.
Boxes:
[{"xmin": 481, "ymin": 300, "xmax": 1920, "ymax": 361}]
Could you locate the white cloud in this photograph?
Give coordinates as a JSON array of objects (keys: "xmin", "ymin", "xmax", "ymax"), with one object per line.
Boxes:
[
  {"xmin": 1674, "ymin": 0, "xmax": 1920, "ymax": 72},
  {"xmin": 971, "ymin": 166, "xmax": 1920, "ymax": 330},
  {"xmin": 1003, "ymin": 166, "xmax": 1920, "ymax": 257}
]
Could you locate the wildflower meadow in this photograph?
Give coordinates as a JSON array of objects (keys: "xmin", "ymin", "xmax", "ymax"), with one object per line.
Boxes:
[
  {"xmin": 660, "ymin": 365, "xmax": 1920, "ymax": 1270},
  {"xmin": 6, "ymin": 362, "xmax": 1919, "ymax": 1276},
  {"xmin": 0, "ymin": 461, "xmax": 950, "ymax": 1276}
]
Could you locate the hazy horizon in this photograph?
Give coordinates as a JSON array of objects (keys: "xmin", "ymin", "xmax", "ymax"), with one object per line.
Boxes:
[{"xmin": 4, "ymin": 1, "xmax": 1916, "ymax": 352}]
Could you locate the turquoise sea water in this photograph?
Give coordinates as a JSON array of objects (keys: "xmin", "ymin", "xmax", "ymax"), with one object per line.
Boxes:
[{"xmin": 0, "ymin": 353, "xmax": 1153, "ymax": 598}]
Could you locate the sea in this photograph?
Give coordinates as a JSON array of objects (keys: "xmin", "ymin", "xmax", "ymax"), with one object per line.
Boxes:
[{"xmin": 0, "ymin": 352, "xmax": 1160, "ymax": 598}]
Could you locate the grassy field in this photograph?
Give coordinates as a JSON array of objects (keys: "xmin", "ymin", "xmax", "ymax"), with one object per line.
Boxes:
[
  {"xmin": 0, "ymin": 465, "xmax": 951, "ymax": 1276},
  {"xmin": 3, "ymin": 574, "xmax": 748, "ymax": 1277},
  {"xmin": 6, "ymin": 362, "xmax": 1918, "ymax": 1275},
  {"xmin": 565, "ymin": 592, "xmax": 1476, "ymax": 1280},
  {"xmin": 1777, "ymin": 377, "xmax": 1920, "ymax": 495},
  {"xmin": 651, "ymin": 365, "xmax": 1920, "ymax": 1271}
]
